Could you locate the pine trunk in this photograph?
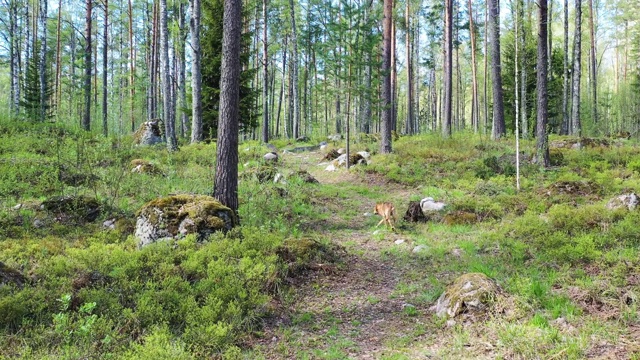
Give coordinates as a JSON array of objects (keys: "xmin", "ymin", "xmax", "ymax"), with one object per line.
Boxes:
[
  {"xmin": 214, "ymin": 0, "xmax": 242, "ymax": 213},
  {"xmin": 102, "ymin": 0, "xmax": 109, "ymax": 136},
  {"xmin": 83, "ymin": 0, "xmax": 92, "ymax": 130},
  {"xmin": 571, "ymin": 0, "xmax": 582, "ymax": 136},
  {"xmin": 381, "ymin": 0, "xmax": 393, "ymax": 153},
  {"xmin": 536, "ymin": 0, "xmax": 550, "ymax": 166},
  {"xmin": 561, "ymin": 0, "xmax": 569, "ymax": 134},
  {"xmin": 289, "ymin": 0, "xmax": 299, "ymax": 139},
  {"xmin": 469, "ymin": 0, "xmax": 479, "ymax": 133},
  {"xmin": 39, "ymin": 0, "xmax": 48, "ymax": 122},
  {"xmin": 489, "ymin": 0, "xmax": 505, "ymax": 139},
  {"xmin": 443, "ymin": 0, "xmax": 453, "ymax": 137},
  {"xmin": 588, "ymin": 0, "xmax": 597, "ymax": 124},
  {"xmin": 190, "ymin": 0, "xmax": 203, "ymax": 142},
  {"xmin": 262, "ymin": 0, "xmax": 269, "ymax": 142},
  {"xmin": 160, "ymin": 0, "xmax": 177, "ymax": 150}
]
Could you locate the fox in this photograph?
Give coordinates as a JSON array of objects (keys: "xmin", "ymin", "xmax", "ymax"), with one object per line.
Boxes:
[{"xmin": 374, "ymin": 202, "xmax": 396, "ymax": 231}]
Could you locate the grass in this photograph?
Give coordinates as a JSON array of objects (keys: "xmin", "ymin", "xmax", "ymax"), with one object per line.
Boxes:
[{"xmin": 2, "ymin": 120, "xmax": 640, "ymax": 358}]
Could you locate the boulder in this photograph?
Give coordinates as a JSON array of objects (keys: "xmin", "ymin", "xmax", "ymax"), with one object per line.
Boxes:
[
  {"xmin": 323, "ymin": 149, "xmax": 341, "ymax": 161},
  {"xmin": 606, "ymin": 193, "xmax": 639, "ymax": 211},
  {"xmin": 331, "ymin": 153, "xmax": 367, "ymax": 168},
  {"xmin": 337, "ymin": 148, "xmax": 346, "ymax": 154},
  {"xmin": 130, "ymin": 159, "xmax": 164, "ymax": 175},
  {"xmin": 293, "ymin": 170, "xmax": 319, "ymax": 184},
  {"xmin": 357, "ymin": 151, "xmax": 371, "ymax": 163},
  {"xmin": 41, "ymin": 195, "xmax": 101, "ymax": 223},
  {"xmin": 0, "ymin": 262, "xmax": 26, "ymax": 288},
  {"xmin": 420, "ymin": 197, "xmax": 446, "ymax": 213},
  {"xmin": 327, "ymin": 134, "xmax": 343, "ymax": 142},
  {"xmin": 263, "ymin": 152, "xmax": 279, "ymax": 163},
  {"xmin": 135, "ymin": 195, "xmax": 238, "ymax": 247},
  {"xmin": 133, "ymin": 119, "xmax": 163, "ymax": 146},
  {"xmin": 296, "ymin": 136, "xmax": 310, "ymax": 142},
  {"xmin": 432, "ymin": 273, "xmax": 502, "ymax": 318}
]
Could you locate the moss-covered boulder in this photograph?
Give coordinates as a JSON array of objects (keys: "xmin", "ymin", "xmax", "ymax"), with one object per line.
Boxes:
[
  {"xmin": 0, "ymin": 262, "xmax": 26, "ymax": 288},
  {"xmin": 135, "ymin": 194, "xmax": 238, "ymax": 248},
  {"xmin": 293, "ymin": 170, "xmax": 319, "ymax": 184},
  {"xmin": 276, "ymin": 237, "xmax": 344, "ymax": 277},
  {"xmin": 130, "ymin": 159, "xmax": 164, "ymax": 175},
  {"xmin": 432, "ymin": 273, "xmax": 502, "ymax": 318},
  {"xmin": 133, "ymin": 120, "xmax": 163, "ymax": 146},
  {"xmin": 41, "ymin": 195, "xmax": 101, "ymax": 223}
]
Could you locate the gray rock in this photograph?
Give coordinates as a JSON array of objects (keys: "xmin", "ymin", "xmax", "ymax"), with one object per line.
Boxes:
[
  {"xmin": 274, "ymin": 173, "xmax": 287, "ymax": 184},
  {"xmin": 337, "ymin": 148, "xmax": 346, "ymax": 154},
  {"xmin": 412, "ymin": 244, "xmax": 428, "ymax": 253},
  {"xmin": 103, "ymin": 218, "xmax": 116, "ymax": 230},
  {"xmin": 431, "ymin": 273, "xmax": 501, "ymax": 318},
  {"xmin": 12, "ymin": 204, "xmax": 22, "ymax": 211},
  {"xmin": 33, "ymin": 219, "xmax": 44, "ymax": 228},
  {"xmin": 133, "ymin": 120, "xmax": 163, "ymax": 146},
  {"xmin": 327, "ymin": 134, "xmax": 343, "ymax": 142},
  {"xmin": 420, "ymin": 197, "xmax": 447, "ymax": 213},
  {"xmin": 394, "ymin": 239, "xmax": 406, "ymax": 245},
  {"xmin": 264, "ymin": 152, "xmax": 279, "ymax": 162},
  {"xmin": 266, "ymin": 143, "xmax": 278, "ymax": 152},
  {"xmin": 319, "ymin": 141, "xmax": 328, "ymax": 146},
  {"xmin": 606, "ymin": 193, "xmax": 639, "ymax": 211}
]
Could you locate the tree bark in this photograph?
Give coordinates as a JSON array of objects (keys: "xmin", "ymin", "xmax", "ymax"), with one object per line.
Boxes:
[
  {"xmin": 469, "ymin": 0, "xmax": 479, "ymax": 133},
  {"xmin": 9, "ymin": 0, "xmax": 20, "ymax": 114},
  {"xmin": 102, "ymin": 0, "xmax": 109, "ymax": 136},
  {"xmin": 214, "ymin": 0, "xmax": 242, "ymax": 213},
  {"xmin": 83, "ymin": 0, "xmax": 92, "ymax": 130},
  {"xmin": 588, "ymin": 0, "xmax": 597, "ymax": 124},
  {"xmin": 262, "ymin": 0, "xmax": 269, "ymax": 142},
  {"xmin": 405, "ymin": 0, "xmax": 414, "ymax": 135},
  {"xmin": 289, "ymin": 0, "xmax": 299, "ymax": 139},
  {"xmin": 571, "ymin": 0, "xmax": 582, "ymax": 136},
  {"xmin": 381, "ymin": 0, "xmax": 393, "ymax": 154},
  {"xmin": 178, "ymin": 2, "xmax": 187, "ymax": 137},
  {"xmin": 520, "ymin": 0, "xmax": 527, "ymax": 138},
  {"xmin": 55, "ymin": 0, "xmax": 62, "ymax": 109},
  {"xmin": 489, "ymin": 0, "xmax": 505, "ymax": 139},
  {"xmin": 443, "ymin": 0, "xmax": 453, "ymax": 137},
  {"xmin": 189, "ymin": 0, "xmax": 203, "ymax": 142},
  {"xmin": 160, "ymin": 0, "xmax": 177, "ymax": 150},
  {"xmin": 39, "ymin": 0, "xmax": 47, "ymax": 122},
  {"xmin": 128, "ymin": 0, "xmax": 135, "ymax": 132},
  {"xmin": 561, "ymin": 0, "xmax": 569, "ymax": 134},
  {"xmin": 536, "ymin": 0, "xmax": 550, "ymax": 167}
]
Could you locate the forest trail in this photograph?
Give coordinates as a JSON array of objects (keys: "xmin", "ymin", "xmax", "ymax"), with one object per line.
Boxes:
[{"xmin": 251, "ymin": 149, "xmax": 442, "ymax": 359}]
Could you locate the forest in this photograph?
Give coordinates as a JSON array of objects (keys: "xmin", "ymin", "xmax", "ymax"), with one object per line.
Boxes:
[{"xmin": 1, "ymin": 0, "xmax": 640, "ymax": 358}]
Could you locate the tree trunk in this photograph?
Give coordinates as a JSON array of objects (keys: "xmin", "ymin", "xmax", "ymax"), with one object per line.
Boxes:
[
  {"xmin": 405, "ymin": 0, "xmax": 414, "ymax": 135},
  {"xmin": 83, "ymin": 0, "xmax": 92, "ymax": 130},
  {"xmin": 214, "ymin": 0, "xmax": 242, "ymax": 213},
  {"xmin": 190, "ymin": 0, "xmax": 203, "ymax": 142},
  {"xmin": 571, "ymin": 0, "xmax": 582, "ymax": 136},
  {"xmin": 469, "ymin": 0, "xmax": 479, "ymax": 133},
  {"xmin": 489, "ymin": 0, "xmax": 505, "ymax": 139},
  {"xmin": 39, "ymin": 0, "xmax": 48, "ymax": 122},
  {"xmin": 178, "ymin": 3, "xmax": 188, "ymax": 137},
  {"xmin": 149, "ymin": 1, "xmax": 158, "ymax": 119},
  {"xmin": 262, "ymin": 0, "xmax": 269, "ymax": 142},
  {"xmin": 520, "ymin": 0, "xmax": 527, "ymax": 138},
  {"xmin": 443, "ymin": 0, "xmax": 453, "ymax": 137},
  {"xmin": 391, "ymin": 13, "xmax": 397, "ymax": 132},
  {"xmin": 483, "ymin": 0, "xmax": 489, "ymax": 135},
  {"xmin": 276, "ymin": 35, "xmax": 288, "ymax": 138},
  {"xmin": 9, "ymin": 0, "xmax": 20, "ymax": 114},
  {"xmin": 588, "ymin": 0, "xmax": 597, "ymax": 125},
  {"xmin": 55, "ymin": 0, "xmax": 62, "ymax": 109},
  {"xmin": 160, "ymin": 0, "xmax": 177, "ymax": 150},
  {"xmin": 536, "ymin": 0, "xmax": 550, "ymax": 167},
  {"xmin": 102, "ymin": 0, "xmax": 109, "ymax": 136},
  {"xmin": 561, "ymin": 0, "xmax": 569, "ymax": 134},
  {"xmin": 381, "ymin": 0, "xmax": 393, "ymax": 154},
  {"xmin": 289, "ymin": 0, "xmax": 299, "ymax": 139},
  {"xmin": 128, "ymin": 0, "xmax": 135, "ymax": 132}
]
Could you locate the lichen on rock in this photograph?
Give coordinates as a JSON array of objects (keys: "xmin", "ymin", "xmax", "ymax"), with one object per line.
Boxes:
[
  {"xmin": 135, "ymin": 194, "xmax": 238, "ymax": 248},
  {"xmin": 133, "ymin": 120, "xmax": 163, "ymax": 146},
  {"xmin": 432, "ymin": 272, "xmax": 502, "ymax": 318}
]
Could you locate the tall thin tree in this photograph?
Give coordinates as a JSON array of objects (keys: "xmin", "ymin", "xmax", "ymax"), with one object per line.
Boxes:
[
  {"xmin": 261, "ymin": 0, "xmax": 269, "ymax": 142},
  {"xmin": 289, "ymin": 0, "xmax": 299, "ymax": 139},
  {"xmin": 214, "ymin": 0, "xmax": 242, "ymax": 213},
  {"xmin": 561, "ymin": 0, "xmax": 569, "ymax": 134},
  {"xmin": 102, "ymin": 0, "xmax": 109, "ymax": 136},
  {"xmin": 381, "ymin": 0, "xmax": 393, "ymax": 153},
  {"xmin": 443, "ymin": 0, "xmax": 453, "ymax": 137},
  {"xmin": 190, "ymin": 0, "xmax": 203, "ymax": 142},
  {"xmin": 571, "ymin": 0, "xmax": 582, "ymax": 135},
  {"xmin": 587, "ymin": 0, "xmax": 597, "ymax": 125},
  {"xmin": 489, "ymin": 0, "xmax": 506, "ymax": 139},
  {"xmin": 160, "ymin": 0, "xmax": 177, "ymax": 150},
  {"xmin": 83, "ymin": 0, "xmax": 92, "ymax": 131},
  {"xmin": 536, "ymin": 0, "xmax": 550, "ymax": 166}
]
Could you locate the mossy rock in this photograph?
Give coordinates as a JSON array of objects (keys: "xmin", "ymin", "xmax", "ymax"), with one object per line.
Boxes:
[
  {"xmin": 41, "ymin": 195, "xmax": 101, "ymax": 223},
  {"xmin": 0, "ymin": 262, "xmax": 26, "ymax": 289},
  {"xmin": 135, "ymin": 194, "xmax": 238, "ymax": 247},
  {"xmin": 549, "ymin": 149, "xmax": 565, "ymax": 166},
  {"xmin": 293, "ymin": 170, "xmax": 319, "ymax": 184},
  {"xmin": 130, "ymin": 159, "xmax": 164, "ymax": 175},
  {"xmin": 545, "ymin": 180, "xmax": 601, "ymax": 197},
  {"xmin": 241, "ymin": 165, "xmax": 278, "ymax": 183},
  {"xmin": 432, "ymin": 273, "xmax": 502, "ymax": 318},
  {"xmin": 443, "ymin": 211, "xmax": 478, "ymax": 225},
  {"xmin": 276, "ymin": 237, "xmax": 344, "ymax": 276},
  {"xmin": 323, "ymin": 149, "xmax": 341, "ymax": 161},
  {"xmin": 133, "ymin": 120, "xmax": 163, "ymax": 146}
]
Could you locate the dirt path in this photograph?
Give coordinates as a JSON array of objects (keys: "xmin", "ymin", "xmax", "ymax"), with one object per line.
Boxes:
[{"xmin": 251, "ymin": 151, "xmax": 437, "ymax": 359}]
